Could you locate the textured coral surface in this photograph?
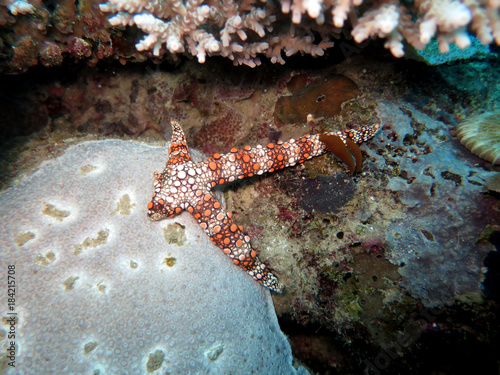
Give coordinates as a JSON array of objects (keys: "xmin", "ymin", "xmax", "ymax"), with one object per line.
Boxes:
[
  {"xmin": 0, "ymin": 140, "xmax": 306, "ymax": 374},
  {"xmin": 457, "ymin": 110, "xmax": 500, "ymax": 164}
]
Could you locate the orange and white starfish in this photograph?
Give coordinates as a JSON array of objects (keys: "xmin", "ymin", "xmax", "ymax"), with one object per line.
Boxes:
[{"xmin": 148, "ymin": 120, "xmax": 380, "ymax": 292}]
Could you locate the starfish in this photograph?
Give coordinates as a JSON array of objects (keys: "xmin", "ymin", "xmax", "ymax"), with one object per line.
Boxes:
[{"xmin": 148, "ymin": 120, "xmax": 380, "ymax": 292}]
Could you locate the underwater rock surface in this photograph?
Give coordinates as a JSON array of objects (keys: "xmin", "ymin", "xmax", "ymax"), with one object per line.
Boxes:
[
  {"xmin": 372, "ymin": 101, "xmax": 497, "ymax": 306},
  {"xmin": 0, "ymin": 140, "xmax": 306, "ymax": 374}
]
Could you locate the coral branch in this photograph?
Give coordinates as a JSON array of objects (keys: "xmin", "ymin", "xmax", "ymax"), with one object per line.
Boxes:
[{"xmin": 98, "ymin": 0, "xmax": 500, "ymax": 65}]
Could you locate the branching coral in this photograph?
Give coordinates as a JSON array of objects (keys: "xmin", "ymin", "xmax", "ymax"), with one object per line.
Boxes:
[
  {"xmin": 1, "ymin": 0, "xmax": 498, "ymax": 70},
  {"xmin": 2, "ymin": 0, "xmax": 33, "ymax": 15},
  {"xmin": 99, "ymin": 0, "xmax": 500, "ymax": 66}
]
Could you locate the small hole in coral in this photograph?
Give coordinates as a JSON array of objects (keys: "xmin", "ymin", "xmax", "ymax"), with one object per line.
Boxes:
[
  {"xmin": 316, "ymin": 94, "xmax": 326, "ymax": 102},
  {"xmin": 421, "ymin": 229, "xmax": 434, "ymax": 241},
  {"xmin": 343, "ymin": 272, "xmax": 352, "ymax": 281},
  {"xmin": 337, "ymin": 231, "xmax": 344, "ymax": 239},
  {"xmin": 372, "ymin": 275, "xmax": 378, "ymax": 282},
  {"xmin": 45, "ymin": 1, "xmax": 56, "ymax": 12}
]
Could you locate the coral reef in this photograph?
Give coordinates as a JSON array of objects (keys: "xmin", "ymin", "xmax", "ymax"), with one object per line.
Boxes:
[
  {"xmin": 1, "ymin": 0, "xmax": 499, "ymax": 71},
  {"xmin": 0, "ymin": 139, "xmax": 308, "ymax": 374},
  {"xmin": 0, "ymin": 0, "xmax": 116, "ymax": 72},
  {"xmin": 410, "ymin": 35, "xmax": 492, "ymax": 65},
  {"xmin": 457, "ymin": 110, "xmax": 500, "ymax": 164},
  {"xmin": 99, "ymin": 0, "xmax": 500, "ymax": 66},
  {"xmin": 374, "ymin": 102, "xmax": 497, "ymax": 306},
  {"xmin": 1, "ymin": 39, "xmax": 499, "ymax": 372},
  {"xmin": 193, "ymin": 104, "xmax": 246, "ymax": 153}
]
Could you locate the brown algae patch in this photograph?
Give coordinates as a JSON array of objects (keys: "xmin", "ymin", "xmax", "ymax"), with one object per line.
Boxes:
[
  {"xmin": 35, "ymin": 251, "xmax": 56, "ymax": 266},
  {"xmin": 111, "ymin": 194, "xmax": 136, "ymax": 215},
  {"xmin": 164, "ymin": 257, "xmax": 176, "ymax": 267},
  {"xmin": 42, "ymin": 202, "xmax": 70, "ymax": 222},
  {"xmin": 63, "ymin": 276, "xmax": 79, "ymax": 290},
  {"xmin": 163, "ymin": 223, "xmax": 186, "ymax": 245},
  {"xmin": 84, "ymin": 341, "xmax": 98, "ymax": 354},
  {"xmin": 80, "ymin": 164, "xmax": 97, "ymax": 175},
  {"xmin": 96, "ymin": 281, "xmax": 106, "ymax": 294},
  {"xmin": 74, "ymin": 229, "xmax": 110, "ymax": 255},
  {"xmin": 146, "ymin": 349, "xmax": 165, "ymax": 372},
  {"xmin": 15, "ymin": 231, "xmax": 35, "ymax": 246}
]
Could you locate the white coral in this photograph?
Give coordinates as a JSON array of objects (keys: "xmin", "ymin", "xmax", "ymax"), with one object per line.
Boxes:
[
  {"xmin": 99, "ymin": 0, "xmax": 500, "ymax": 64},
  {"xmin": 352, "ymin": 3, "xmax": 400, "ymax": 43},
  {"xmin": 4, "ymin": 0, "xmax": 34, "ymax": 15},
  {"xmin": 0, "ymin": 140, "xmax": 307, "ymax": 374},
  {"xmin": 417, "ymin": 0, "xmax": 472, "ymax": 44}
]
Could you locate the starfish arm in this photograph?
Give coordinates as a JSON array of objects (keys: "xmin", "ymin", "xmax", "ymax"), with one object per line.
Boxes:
[
  {"xmin": 205, "ymin": 134, "xmax": 327, "ymax": 182},
  {"xmin": 205, "ymin": 123, "xmax": 381, "ymax": 182},
  {"xmin": 166, "ymin": 120, "xmax": 193, "ymax": 166},
  {"xmin": 333, "ymin": 123, "xmax": 381, "ymax": 145},
  {"xmin": 189, "ymin": 191, "xmax": 284, "ymax": 293},
  {"xmin": 148, "ymin": 121, "xmax": 381, "ymax": 291}
]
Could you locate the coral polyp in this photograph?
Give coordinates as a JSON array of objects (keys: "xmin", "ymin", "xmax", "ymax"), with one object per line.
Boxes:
[{"xmin": 457, "ymin": 111, "xmax": 500, "ymax": 165}]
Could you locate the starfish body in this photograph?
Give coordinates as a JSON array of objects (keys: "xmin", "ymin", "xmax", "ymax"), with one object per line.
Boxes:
[{"xmin": 148, "ymin": 120, "xmax": 380, "ymax": 292}]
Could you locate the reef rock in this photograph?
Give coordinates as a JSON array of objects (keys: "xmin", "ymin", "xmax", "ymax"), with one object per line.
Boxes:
[
  {"xmin": 370, "ymin": 101, "xmax": 498, "ymax": 307},
  {"xmin": 0, "ymin": 140, "xmax": 306, "ymax": 374}
]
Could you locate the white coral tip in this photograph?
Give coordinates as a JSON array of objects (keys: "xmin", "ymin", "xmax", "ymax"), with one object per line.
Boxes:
[
  {"xmin": 420, "ymin": 19, "xmax": 437, "ymax": 44},
  {"xmin": 99, "ymin": 3, "xmax": 111, "ymax": 12},
  {"xmin": 304, "ymin": 0, "xmax": 322, "ymax": 19},
  {"xmin": 166, "ymin": 36, "xmax": 183, "ymax": 52},
  {"xmin": 7, "ymin": 0, "xmax": 34, "ymax": 15},
  {"xmin": 455, "ymin": 31, "xmax": 471, "ymax": 49}
]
